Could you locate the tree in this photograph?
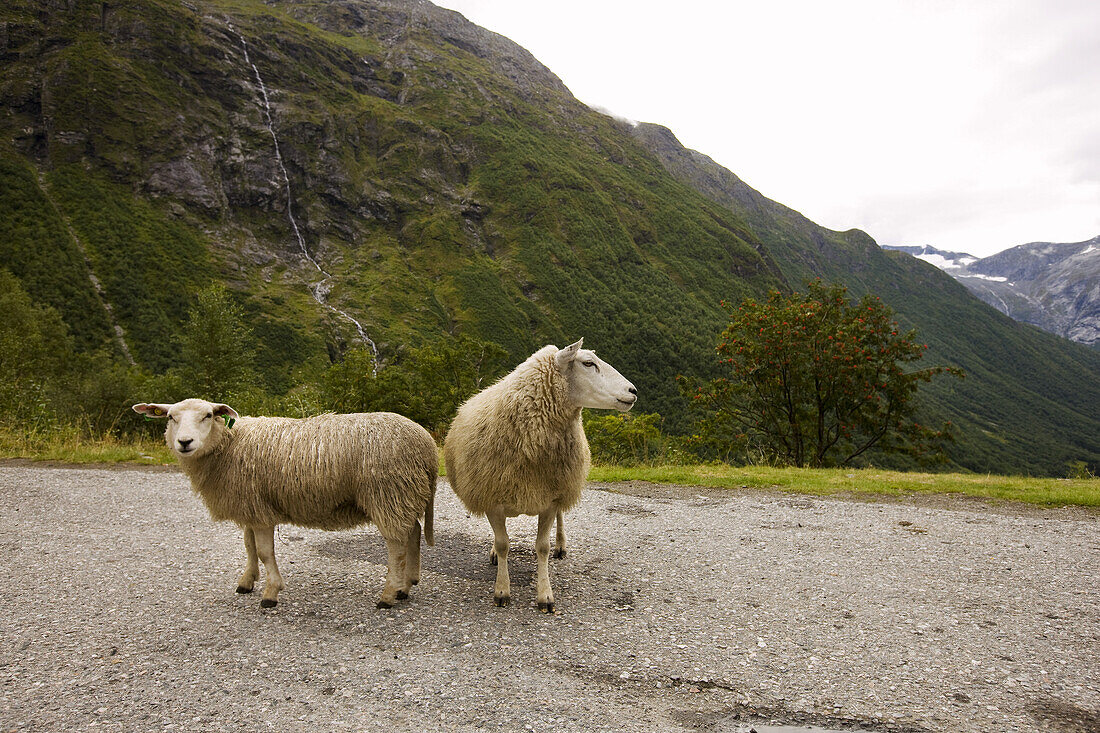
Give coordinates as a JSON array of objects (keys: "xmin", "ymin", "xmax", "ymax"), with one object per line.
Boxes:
[
  {"xmin": 688, "ymin": 281, "xmax": 963, "ymax": 467},
  {"xmin": 0, "ymin": 269, "xmax": 74, "ymax": 428},
  {"xmin": 321, "ymin": 335, "xmax": 508, "ymax": 436},
  {"xmin": 404, "ymin": 336, "xmax": 508, "ymax": 432},
  {"xmin": 177, "ymin": 284, "xmax": 259, "ymax": 400}
]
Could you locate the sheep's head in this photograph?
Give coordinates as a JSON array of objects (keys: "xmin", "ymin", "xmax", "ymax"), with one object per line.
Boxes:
[
  {"xmin": 555, "ymin": 339, "xmax": 637, "ymax": 412},
  {"xmin": 132, "ymin": 398, "xmax": 240, "ymax": 459}
]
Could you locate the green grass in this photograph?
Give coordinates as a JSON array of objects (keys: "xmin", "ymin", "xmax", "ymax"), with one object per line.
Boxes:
[
  {"xmin": 588, "ymin": 463, "xmax": 1100, "ymax": 508},
  {"xmin": 2, "ymin": 431, "xmax": 1095, "ymax": 507},
  {"xmin": 0, "ymin": 428, "xmax": 173, "ymax": 466}
]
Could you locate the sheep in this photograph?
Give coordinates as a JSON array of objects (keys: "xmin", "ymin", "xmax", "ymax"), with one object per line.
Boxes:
[
  {"xmin": 132, "ymin": 398, "xmax": 437, "ymax": 609},
  {"xmin": 443, "ymin": 339, "xmax": 637, "ymax": 613}
]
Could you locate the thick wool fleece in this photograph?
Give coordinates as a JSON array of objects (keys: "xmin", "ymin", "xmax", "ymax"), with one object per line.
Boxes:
[
  {"xmin": 179, "ymin": 412, "xmax": 436, "ymax": 542},
  {"xmin": 445, "ymin": 345, "xmax": 590, "ymax": 517}
]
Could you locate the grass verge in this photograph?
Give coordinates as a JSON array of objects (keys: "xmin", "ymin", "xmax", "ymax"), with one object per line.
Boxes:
[
  {"xmin": 0, "ymin": 427, "xmax": 173, "ymax": 465},
  {"xmin": 3, "ymin": 430, "xmax": 1096, "ymax": 507},
  {"xmin": 588, "ymin": 464, "xmax": 1100, "ymax": 508}
]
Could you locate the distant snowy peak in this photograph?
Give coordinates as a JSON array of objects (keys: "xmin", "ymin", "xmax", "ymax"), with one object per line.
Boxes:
[
  {"xmin": 882, "ymin": 236, "xmax": 1100, "ymax": 348},
  {"xmin": 883, "ymin": 245, "xmax": 978, "ymax": 271}
]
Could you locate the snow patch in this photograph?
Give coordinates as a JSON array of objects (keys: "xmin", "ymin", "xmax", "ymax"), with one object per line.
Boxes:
[{"xmin": 915, "ymin": 253, "xmax": 967, "ymax": 270}]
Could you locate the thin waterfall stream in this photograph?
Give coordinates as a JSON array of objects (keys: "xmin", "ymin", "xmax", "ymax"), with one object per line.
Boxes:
[{"xmin": 228, "ymin": 22, "xmax": 379, "ymax": 371}]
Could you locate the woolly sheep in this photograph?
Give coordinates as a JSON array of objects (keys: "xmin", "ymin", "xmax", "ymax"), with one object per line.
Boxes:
[
  {"xmin": 444, "ymin": 339, "xmax": 637, "ymax": 613},
  {"xmin": 132, "ymin": 399, "xmax": 437, "ymax": 609}
]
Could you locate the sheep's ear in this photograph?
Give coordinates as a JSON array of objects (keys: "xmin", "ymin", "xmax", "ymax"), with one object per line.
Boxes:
[
  {"xmin": 554, "ymin": 339, "xmax": 583, "ymax": 370},
  {"xmin": 133, "ymin": 403, "xmax": 173, "ymax": 419},
  {"xmin": 211, "ymin": 403, "xmax": 240, "ymax": 421}
]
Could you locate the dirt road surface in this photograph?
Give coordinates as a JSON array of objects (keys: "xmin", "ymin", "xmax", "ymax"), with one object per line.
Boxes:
[{"xmin": 1, "ymin": 465, "xmax": 1097, "ymax": 732}]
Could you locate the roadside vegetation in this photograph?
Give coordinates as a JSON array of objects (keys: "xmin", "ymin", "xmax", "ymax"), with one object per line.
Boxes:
[
  {"xmin": 2, "ymin": 432, "xmax": 1095, "ymax": 508},
  {"xmin": 589, "ymin": 464, "xmax": 1100, "ymax": 508},
  {"xmin": 2, "ymin": 272, "xmax": 1097, "ymax": 507}
]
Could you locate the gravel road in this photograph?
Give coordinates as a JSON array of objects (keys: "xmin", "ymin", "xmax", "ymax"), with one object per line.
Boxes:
[{"xmin": 1, "ymin": 464, "xmax": 1098, "ymax": 732}]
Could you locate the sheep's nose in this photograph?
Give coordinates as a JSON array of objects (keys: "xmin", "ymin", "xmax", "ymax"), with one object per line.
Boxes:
[
  {"xmin": 177, "ymin": 438, "xmax": 193, "ymax": 449},
  {"xmin": 628, "ymin": 386, "xmax": 638, "ymax": 396}
]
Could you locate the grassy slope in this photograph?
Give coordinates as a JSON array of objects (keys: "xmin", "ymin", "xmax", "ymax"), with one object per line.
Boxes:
[
  {"xmin": 630, "ymin": 126, "xmax": 1100, "ymax": 475},
  {"xmin": 0, "ymin": 153, "xmax": 114, "ymax": 353}
]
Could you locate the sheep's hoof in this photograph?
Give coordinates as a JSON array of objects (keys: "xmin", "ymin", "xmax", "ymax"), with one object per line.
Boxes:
[
  {"xmin": 376, "ymin": 599, "xmax": 393, "ymax": 609},
  {"xmin": 236, "ymin": 585, "xmax": 254, "ymax": 594},
  {"xmin": 494, "ymin": 594, "xmax": 510, "ymax": 607},
  {"xmin": 395, "ymin": 590, "xmax": 409, "ymax": 601},
  {"xmin": 538, "ymin": 601, "xmax": 555, "ymax": 614},
  {"xmin": 490, "ymin": 553, "xmax": 498, "ymax": 566},
  {"xmin": 553, "ymin": 548, "xmax": 567, "ymax": 560},
  {"xmin": 260, "ymin": 598, "xmax": 278, "ymax": 608}
]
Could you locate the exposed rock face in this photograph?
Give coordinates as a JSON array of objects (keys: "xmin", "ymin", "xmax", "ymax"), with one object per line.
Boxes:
[{"xmin": 885, "ymin": 238, "xmax": 1100, "ymax": 348}]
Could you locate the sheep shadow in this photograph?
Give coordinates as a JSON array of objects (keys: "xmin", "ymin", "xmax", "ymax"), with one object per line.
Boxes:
[{"xmin": 313, "ymin": 529, "xmax": 537, "ymax": 587}]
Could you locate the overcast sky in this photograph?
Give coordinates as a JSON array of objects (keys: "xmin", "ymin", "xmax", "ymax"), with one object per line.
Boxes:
[{"xmin": 433, "ymin": 0, "xmax": 1100, "ymax": 257}]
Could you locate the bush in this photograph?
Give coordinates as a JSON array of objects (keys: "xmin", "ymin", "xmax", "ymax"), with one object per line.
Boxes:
[{"xmin": 583, "ymin": 411, "xmax": 668, "ymax": 465}]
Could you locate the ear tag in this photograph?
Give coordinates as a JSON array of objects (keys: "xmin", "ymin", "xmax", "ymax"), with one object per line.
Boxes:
[{"xmin": 224, "ymin": 416, "xmax": 236, "ymax": 429}]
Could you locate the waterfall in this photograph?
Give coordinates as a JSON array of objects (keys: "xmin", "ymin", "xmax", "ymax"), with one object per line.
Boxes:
[{"xmin": 228, "ymin": 21, "xmax": 379, "ymax": 371}]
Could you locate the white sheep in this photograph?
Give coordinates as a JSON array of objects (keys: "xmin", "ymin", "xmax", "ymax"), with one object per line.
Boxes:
[
  {"xmin": 132, "ymin": 399, "xmax": 437, "ymax": 609},
  {"xmin": 443, "ymin": 339, "xmax": 636, "ymax": 613}
]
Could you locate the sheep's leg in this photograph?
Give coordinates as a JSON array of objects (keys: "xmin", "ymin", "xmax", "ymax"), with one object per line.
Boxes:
[
  {"xmin": 377, "ymin": 535, "xmax": 409, "ymax": 609},
  {"xmin": 487, "ymin": 508, "xmax": 510, "ymax": 607},
  {"xmin": 406, "ymin": 519, "xmax": 422, "ymax": 587},
  {"xmin": 253, "ymin": 525, "xmax": 285, "ymax": 608},
  {"xmin": 236, "ymin": 526, "xmax": 259, "ymax": 593},
  {"xmin": 553, "ymin": 509, "xmax": 567, "ymax": 559},
  {"xmin": 536, "ymin": 508, "xmax": 556, "ymax": 613}
]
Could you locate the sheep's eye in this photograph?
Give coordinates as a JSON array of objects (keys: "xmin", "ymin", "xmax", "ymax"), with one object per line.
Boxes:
[
  {"xmin": 582, "ymin": 361, "xmax": 597, "ymax": 369},
  {"xmin": 167, "ymin": 415, "xmax": 176, "ymax": 423},
  {"xmin": 203, "ymin": 413, "xmax": 212, "ymax": 421}
]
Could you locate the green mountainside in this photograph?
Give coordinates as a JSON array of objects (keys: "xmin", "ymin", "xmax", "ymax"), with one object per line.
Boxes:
[
  {"xmin": 0, "ymin": 0, "xmax": 779, "ymax": 420},
  {"xmin": 630, "ymin": 124, "xmax": 1100, "ymax": 474},
  {"xmin": 1, "ymin": 0, "xmax": 1097, "ymax": 474}
]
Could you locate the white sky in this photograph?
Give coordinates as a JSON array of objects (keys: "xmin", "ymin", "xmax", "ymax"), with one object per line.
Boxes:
[{"xmin": 432, "ymin": 0, "xmax": 1100, "ymax": 257}]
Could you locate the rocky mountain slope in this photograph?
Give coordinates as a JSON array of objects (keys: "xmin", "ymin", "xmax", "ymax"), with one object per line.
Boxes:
[
  {"xmin": 1, "ymin": 0, "xmax": 1098, "ymax": 474},
  {"xmin": 885, "ymin": 239, "xmax": 1100, "ymax": 348},
  {"xmin": 1, "ymin": 0, "xmax": 779, "ymax": 418}
]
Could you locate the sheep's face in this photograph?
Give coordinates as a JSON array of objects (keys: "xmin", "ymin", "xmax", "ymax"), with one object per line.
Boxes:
[
  {"xmin": 132, "ymin": 399, "xmax": 240, "ymax": 459},
  {"xmin": 555, "ymin": 339, "xmax": 637, "ymax": 412}
]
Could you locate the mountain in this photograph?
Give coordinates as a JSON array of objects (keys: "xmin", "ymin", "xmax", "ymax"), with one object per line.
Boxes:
[
  {"xmin": 885, "ymin": 239, "xmax": 1100, "ymax": 349},
  {"xmin": 1, "ymin": 0, "xmax": 1098, "ymax": 475},
  {"xmin": 0, "ymin": 0, "xmax": 780, "ymax": 420},
  {"xmin": 881, "ymin": 244, "xmax": 979, "ymax": 272},
  {"xmin": 629, "ymin": 123, "xmax": 1100, "ymax": 475}
]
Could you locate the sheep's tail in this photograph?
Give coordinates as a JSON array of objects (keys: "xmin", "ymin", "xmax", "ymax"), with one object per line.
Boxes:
[{"xmin": 423, "ymin": 476, "xmax": 436, "ymax": 547}]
